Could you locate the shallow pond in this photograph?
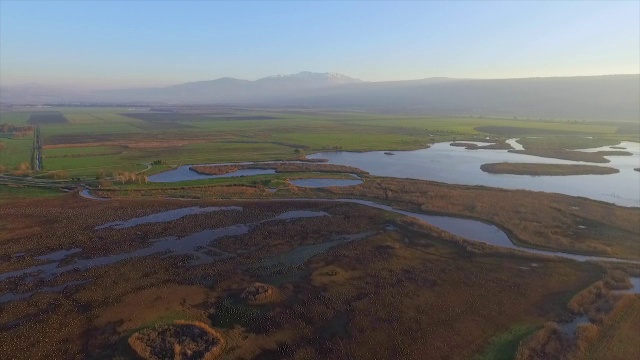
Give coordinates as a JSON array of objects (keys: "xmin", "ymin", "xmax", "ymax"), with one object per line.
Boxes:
[
  {"xmin": 306, "ymin": 141, "xmax": 640, "ymax": 207},
  {"xmin": 148, "ymin": 166, "xmax": 276, "ymax": 182}
]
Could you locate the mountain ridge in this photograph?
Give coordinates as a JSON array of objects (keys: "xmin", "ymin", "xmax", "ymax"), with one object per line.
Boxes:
[{"xmin": 1, "ymin": 73, "xmax": 638, "ymax": 121}]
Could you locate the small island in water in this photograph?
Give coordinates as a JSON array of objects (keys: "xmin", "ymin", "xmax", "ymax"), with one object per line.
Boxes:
[{"xmin": 480, "ymin": 163, "xmax": 620, "ymax": 176}]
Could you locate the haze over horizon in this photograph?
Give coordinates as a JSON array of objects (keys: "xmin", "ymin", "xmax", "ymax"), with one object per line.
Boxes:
[{"xmin": 1, "ymin": 0, "xmax": 639, "ymax": 90}]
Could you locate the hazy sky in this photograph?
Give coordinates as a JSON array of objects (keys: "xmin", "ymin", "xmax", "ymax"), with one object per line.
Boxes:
[{"xmin": 1, "ymin": 1, "xmax": 638, "ymax": 89}]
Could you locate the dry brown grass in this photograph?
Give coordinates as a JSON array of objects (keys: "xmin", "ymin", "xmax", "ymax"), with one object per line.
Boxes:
[
  {"xmin": 11, "ymin": 162, "xmax": 31, "ymax": 176},
  {"xmin": 240, "ymin": 283, "xmax": 282, "ymax": 305},
  {"xmin": 128, "ymin": 321, "xmax": 225, "ymax": 360},
  {"xmin": 42, "ymin": 170, "xmax": 69, "ymax": 180},
  {"xmin": 324, "ymin": 177, "xmax": 640, "ymax": 259},
  {"xmin": 0, "ymin": 195, "xmax": 606, "ymax": 359},
  {"xmin": 191, "ymin": 162, "xmax": 367, "ymax": 175},
  {"xmin": 509, "ymin": 149, "xmax": 632, "ymax": 163},
  {"xmin": 517, "ymin": 269, "xmax": 637, "ymax": 360},
  {"xmin": 480, "ymin": 163, "xmax": 619, "ymax": 176},
  {"xmin": 113, "ymin": 171, "xmax": 148, "ymax": 184},
  {"xmin": 515, "ymin": 322, "xmax": 571, "ymax": 360},
  {"xmin": 585, "ymin": 296, "xmax": 640, "ymax": 360},
  {"xmin": 190, "ymin": 165, "xmax": 240, "ymax": 175}
]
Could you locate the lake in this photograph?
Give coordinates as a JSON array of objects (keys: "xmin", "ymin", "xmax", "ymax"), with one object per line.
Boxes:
[{"xmin": 307, "ymin": 141, "xmax": 640, "ymax": 207}]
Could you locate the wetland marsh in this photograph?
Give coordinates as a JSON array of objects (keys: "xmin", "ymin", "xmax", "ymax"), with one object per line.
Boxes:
[{"xmin": 1, "ymin": 107, "xmax": 639, "ymax": 360}]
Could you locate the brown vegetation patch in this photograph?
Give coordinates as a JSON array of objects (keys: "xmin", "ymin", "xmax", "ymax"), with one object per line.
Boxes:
[
  {"xmin": 191, "ymin": 165, "xmax": 240, "ymax": 176},
  {"xmin": 190, "ymin": 162, "xmax": 367, "ymax": 175},
  {"xmin": 509, "ymin": 149, "xmax": 632, "ymax": 163},
  {"xmin": 516, "ymin": 268, "xmax": 638, "ymax": 360},
  {"xmin": 480, "ymin": 163, "xmax": 619, "ymax": 176},
  {"xmin": 240, "ymin": 283, "xmax": 281, "ymax": 305},
  {"xmin": 0, "ymin": 195, "xmax": 614, "ymax": 359},
  {"xmin": 94, "ymin": 285, "xmax": 209, "ymax": 332},
  {"xmin": 515, "ymin": 322, "xmax": 572, "ymax": 360},
  {"xmin": 128, "ymin": 321, "xmax": 224, "ymax": 360},
  {"xmin": 93, "ymin": 185, "xmax": 262, "ymax": 200},
  {"xmin": 585, "ymin": 296, "xmax": 640, "ymax": 360},
  {"xmin": 0, "ymin": 123, "xmax": 33, "ymax": 137},
  {"xmin": 310, "ymin": 265, "xmax": 360, "ymax": 287},
  {"xmin": 323, "ymin": 177, "xmax": 640, "ymax": 260},
  {"xmin": 41, "ymin": 170, "xmax": 70, "ymax": 179}
]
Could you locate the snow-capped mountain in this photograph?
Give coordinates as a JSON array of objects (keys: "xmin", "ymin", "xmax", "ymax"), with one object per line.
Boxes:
[{"xmin": 259, "ymin": 71, "xmax": 363, "ymax": 85}]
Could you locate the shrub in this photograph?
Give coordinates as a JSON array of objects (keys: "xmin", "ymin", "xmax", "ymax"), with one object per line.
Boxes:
[{"xmin": 43, "ymin": 170, "xmax": 69, "ymax": 180}]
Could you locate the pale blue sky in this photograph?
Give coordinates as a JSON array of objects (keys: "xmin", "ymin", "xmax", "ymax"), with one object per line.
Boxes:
[{"xmin": 1, "ymin": 0, "xmax": 638, "ymax": 88}]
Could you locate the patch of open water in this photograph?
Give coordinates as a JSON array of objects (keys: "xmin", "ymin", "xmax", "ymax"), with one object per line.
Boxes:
[
  {"xmin": 96, "ymin": 206, "xmax": 242, "ymax": 229},
  {"xmin": 306, "ymin": 141, "xmax": 640, "ymax": 207}
]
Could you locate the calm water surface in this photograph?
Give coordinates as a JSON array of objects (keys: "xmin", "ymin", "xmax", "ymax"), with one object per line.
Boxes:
[
  {"xmin": 307, "ymin": 141, "xmax": 640, "ymax": 207},
  {"xmin": 148, "ymin": 166, "xmax": 276, "ymax": 182}
]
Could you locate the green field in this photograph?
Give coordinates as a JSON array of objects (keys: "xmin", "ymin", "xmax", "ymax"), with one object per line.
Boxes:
[
  {"xmin": 0, "ymin": 185, "xmax": 63, "ymax": 202},
  {"xmin": 1, "ymin": 107, "xmax": 638, "ymax": 177},
  {"xmin": 0, "ymin": 137, "xmax": 32, "ymax": 169}
]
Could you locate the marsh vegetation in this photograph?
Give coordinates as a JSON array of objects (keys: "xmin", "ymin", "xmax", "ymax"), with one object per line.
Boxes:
[
  {"xmin": 1, "ymin": 107, "xmax": 639, "ymax": 360},
  {"xmin": 480, "ymin": 163, "xmax": 619, "ymax": 176}
]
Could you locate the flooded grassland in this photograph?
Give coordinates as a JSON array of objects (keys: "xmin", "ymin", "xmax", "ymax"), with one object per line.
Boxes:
[{"xmin": 0, "ymin": 194, "xmax": 608, "ymax": 359}]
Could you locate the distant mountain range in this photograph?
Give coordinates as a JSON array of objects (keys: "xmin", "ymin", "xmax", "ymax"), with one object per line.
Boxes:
[{"xmin": 1, "ymin": 72, "xmax": 639, "ymax": 121}]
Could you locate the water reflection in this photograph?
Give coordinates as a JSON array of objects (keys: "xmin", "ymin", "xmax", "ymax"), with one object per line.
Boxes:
[{"xmin": 306, "ymin": 142, "xmax": 640, "ymax": 207}]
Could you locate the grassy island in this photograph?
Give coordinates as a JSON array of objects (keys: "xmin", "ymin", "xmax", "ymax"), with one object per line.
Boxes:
[{"xmin": 480, "ymin": 162, "xmax": 619, "ymax": 176}]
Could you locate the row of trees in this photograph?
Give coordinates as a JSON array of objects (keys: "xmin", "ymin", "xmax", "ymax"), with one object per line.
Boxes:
[{"xmin": 113, "ymin": 171, "xmax": 148, "ymax": 184}]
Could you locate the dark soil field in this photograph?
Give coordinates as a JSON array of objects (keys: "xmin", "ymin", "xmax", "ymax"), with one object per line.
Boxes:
[
  {"xmin": 27, "ymin": 112, "xmax": 69, "ymax": 125},
  {"xmin": 0, "ymin": 194, "xmax": 604, "ymax": 359}
]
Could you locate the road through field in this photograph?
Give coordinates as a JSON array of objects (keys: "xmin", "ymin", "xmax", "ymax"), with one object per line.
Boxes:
[{"xmin": 30, "ymin": 126, "xmax": 43, "ymax": 171}]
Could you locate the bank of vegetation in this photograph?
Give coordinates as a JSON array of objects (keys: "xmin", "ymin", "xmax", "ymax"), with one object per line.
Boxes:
[
  {"xmin": 0, "ymin": 194, "xmax": 604, "ymax": 359},
  {"xmin": 480, "ymin": 163, "xmax": 619, "ymax": 176},
  {"xmin": 190, "ymin": 162, "xmax": 367, "ymax": 176},
  {"xmin": 450, "ymin": 141, "xmax": 512, "ymax": 150},
  {"xmin": 515, "ymin": 268, "xmax": 640, "ymax": 360},
  {"xmin": 87, "ymin": 175, "xmax": 640, "ymax": 260}
]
